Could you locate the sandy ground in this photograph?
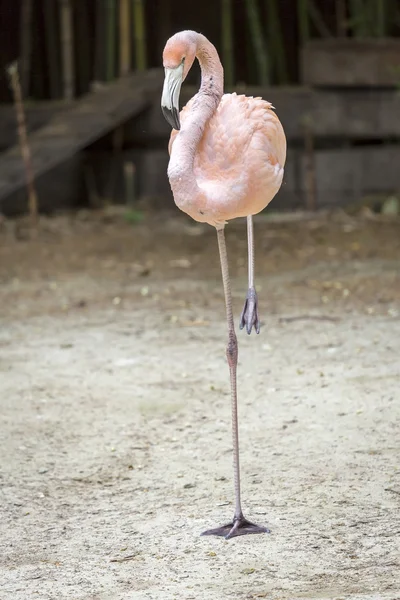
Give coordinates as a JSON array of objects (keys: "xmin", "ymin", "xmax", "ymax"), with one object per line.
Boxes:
[{"xmin": 0, "ymin": 208, "xmax": 400, "ymax": 600}]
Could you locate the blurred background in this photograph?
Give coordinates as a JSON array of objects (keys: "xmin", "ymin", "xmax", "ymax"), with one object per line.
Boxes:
[{"xmin": 1, "ymin": 0, "xmax": 400, "ymax": 216}]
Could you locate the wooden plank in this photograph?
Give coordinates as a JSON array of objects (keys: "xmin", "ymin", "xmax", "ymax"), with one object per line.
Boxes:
[
  {"xmin": 0, "ymin": 69, "xmax": 163, "ymax": 201},
  {"xmin": 0, "ymin": 102, "xmax": 67, "ymax": 151},
  {"xmin": 301, "ymin": 39, "xmax": 400, "ymax": 87},
  {"xmin": 281, "ymin": 145, "xmax": 400, "ymax": 209},
  {"xmin": 2, "ymin": 83, "xmax": 399, "ymax": 151},
  {"xmin": 126, "ymin": 86, "xmax": 400, "ymax": 143}
]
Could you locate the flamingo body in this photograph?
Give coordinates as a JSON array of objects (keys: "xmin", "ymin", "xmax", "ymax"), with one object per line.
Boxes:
[
  {"xmin": 161, "ymin": 30, "xmax": 286, "ymax": 539},
  {"xmin": 168, "ymin": 93, "xmax": 286, "ymax": 227}
]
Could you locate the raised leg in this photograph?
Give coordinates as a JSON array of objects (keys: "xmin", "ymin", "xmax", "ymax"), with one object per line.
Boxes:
[
  {"xmin": 240, "ymin": 215, "xmax": 260, "ymax": 335},
  {"xmin": 201, "ymin": 226, "xmax": 270, "ymax": 540}
]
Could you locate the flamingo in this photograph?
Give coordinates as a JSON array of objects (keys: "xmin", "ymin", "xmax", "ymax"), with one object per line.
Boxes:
[{"xmin": 161, "ymin": 30, "xmax": 286, "ymax": 539}]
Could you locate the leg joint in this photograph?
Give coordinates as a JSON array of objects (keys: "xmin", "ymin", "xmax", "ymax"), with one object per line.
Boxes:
[{"xmin": 226, "ymin": 331, "xmax": 238, "ymax": 364}]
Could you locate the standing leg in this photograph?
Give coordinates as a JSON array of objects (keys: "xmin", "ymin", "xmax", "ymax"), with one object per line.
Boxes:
[
  {"xmin": 201, "ymin": 226, "xmax": 270, "ymax": 539},
  {"xmin": 240, "ymin": 215, "xmax": 260, "ymax": 335}
]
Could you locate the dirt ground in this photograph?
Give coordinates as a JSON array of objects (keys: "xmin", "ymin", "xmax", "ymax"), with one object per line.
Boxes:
[{"xmin": 0, "ymin": 207, "xmax": 399, "ymax": 600}]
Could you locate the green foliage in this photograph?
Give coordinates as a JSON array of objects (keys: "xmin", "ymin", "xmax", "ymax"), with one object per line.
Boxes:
[
  {"xmin": 245, "ymin": 0, "xmax": 270, "ymax": 85},
  {"xmin": 349, "ymin": 0, "xmax": 389, "ymax": 37},
  {"xmin": 132, "ymin": 0, "xmax": 147, "ymax": 71},
  {"xmin": 124, "ymin": 208, "xmax": 144, "ymax": 224}
]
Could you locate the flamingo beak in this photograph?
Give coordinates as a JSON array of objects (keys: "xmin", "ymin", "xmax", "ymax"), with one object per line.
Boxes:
[{"xmin": 161, "ymin": 64, "xmax": 183, "ymax": 130}]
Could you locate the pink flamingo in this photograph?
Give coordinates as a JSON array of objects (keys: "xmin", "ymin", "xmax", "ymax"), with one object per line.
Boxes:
[{"xmin": 161, "ymin": 30, "xmax": 286, "ymax": 539}]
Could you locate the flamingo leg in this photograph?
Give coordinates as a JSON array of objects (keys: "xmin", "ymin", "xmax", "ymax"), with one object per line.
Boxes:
[
  {"xmin": 239, "ymin": 215, "xmax": 260, "ymax": 335},
  {"xmin": 201, "ymin": 226, "xmax": 270, "ymax": 540}
]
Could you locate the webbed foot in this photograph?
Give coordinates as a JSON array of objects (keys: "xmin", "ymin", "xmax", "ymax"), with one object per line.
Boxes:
[{"xmin": 201, "ymin": 513, "xmax": 270, "ymax": 540}]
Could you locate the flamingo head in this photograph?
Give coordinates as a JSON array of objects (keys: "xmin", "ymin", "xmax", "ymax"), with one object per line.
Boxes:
[{"xmin": 161, "ymin": 32, "xmax": 197, "ymax": 130}]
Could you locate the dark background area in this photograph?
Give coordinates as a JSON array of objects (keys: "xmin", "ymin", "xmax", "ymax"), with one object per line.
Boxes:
[
  {"xmin": 3, "ymin": 0, "xmax": 398, "ymax": 102},
  {"xmin": 0, "ymin": 0, "xmax": 322, "ymax": 101},
  {"xmin": 1, "ymin": 0, "xmax": 400, "ymax": 216}
]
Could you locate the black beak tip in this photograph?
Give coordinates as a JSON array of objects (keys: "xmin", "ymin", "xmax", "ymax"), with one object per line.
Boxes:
[{"xmin": 162, "ymin": 105, "xmax": 180, "ymax": 131}]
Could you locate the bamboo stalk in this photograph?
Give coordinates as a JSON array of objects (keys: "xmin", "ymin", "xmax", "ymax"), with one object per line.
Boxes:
[
  {"xmin": 132, "ymin": 0, "xmax": 147, "ymax": 70},
  {"xmin": 245, "ymin": 0, "xmax": 269, "ymax": 85},
  {"xmin": 366, "ymin": 0, "xmax": 375, "ymax": 36},
  {"xmin": 58, "ymin": 0, "xmax": 74, "ymax": 100},
  {"xmin": 75, "ymin": 0, "xmax": 91, "ymax": 94},
  {"xmin": 19, "ymin": 0, "xmax": 33, "ymax": 97},
  {"xmin": 349, "ymin": 0, "xmax": 367, "ymax": 37},
  {"xmin": 385, "ymin": 0, "xmax": 396, "ymax": 35},
  {"xmin": 44, "ymin": 0, "xmax": 61, "ymax": 98},
  {"xmin": 298, "ymin": 0, "xmax": 310, "ymax": 45},
  {"xmin": 336, "ymin": 0, "xmax": 347, "ymax": 37},
  {"xmin": 29, "ymin": 7, "xmax": 46, "ymax": 100},
  {"xmin": 7, "ymin": 62, "xmax": 38, "ymax": 230},
  {"xmin": 266, "ymin": 0, "xmax": 288, "ymax": 84},
  {"xmin": 221, "ymin": 0, "xmax": 235, "ymax": 86},
  {"xmin": 308, "ymin": 0, "xmax": 333, "ymax": 37},
  {"xmin": 105, "ymin": 0, "xmax": 117, "ymax": 81},
  {"xmin": 94, "ymin": 0, "xmax": 106, "ymax": 81},
  {"xmin": 375, "ymin": 0, "xmax": 386, "ymax": 37},
  {"xmin": 157, "ymin": 0, "xmax": 172, "ymax": 57},
  {"xmin": 119, "ymin": 0, "xmax": 131, "ymax": 76}
]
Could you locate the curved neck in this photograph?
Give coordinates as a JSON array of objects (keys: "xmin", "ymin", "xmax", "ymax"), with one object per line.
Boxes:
[
  {"xmin": 197, "ymin": 34, "xmax": 224, "ymax": 99},
  {"xmin": 168, "ymin": 34, "xmax": 224, "ymax": 204}
]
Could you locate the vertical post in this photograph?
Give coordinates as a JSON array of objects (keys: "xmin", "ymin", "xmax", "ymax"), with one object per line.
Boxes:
[{"xmin": 7, "ymin": 62, "xmax": 38, "ymax": 230}]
